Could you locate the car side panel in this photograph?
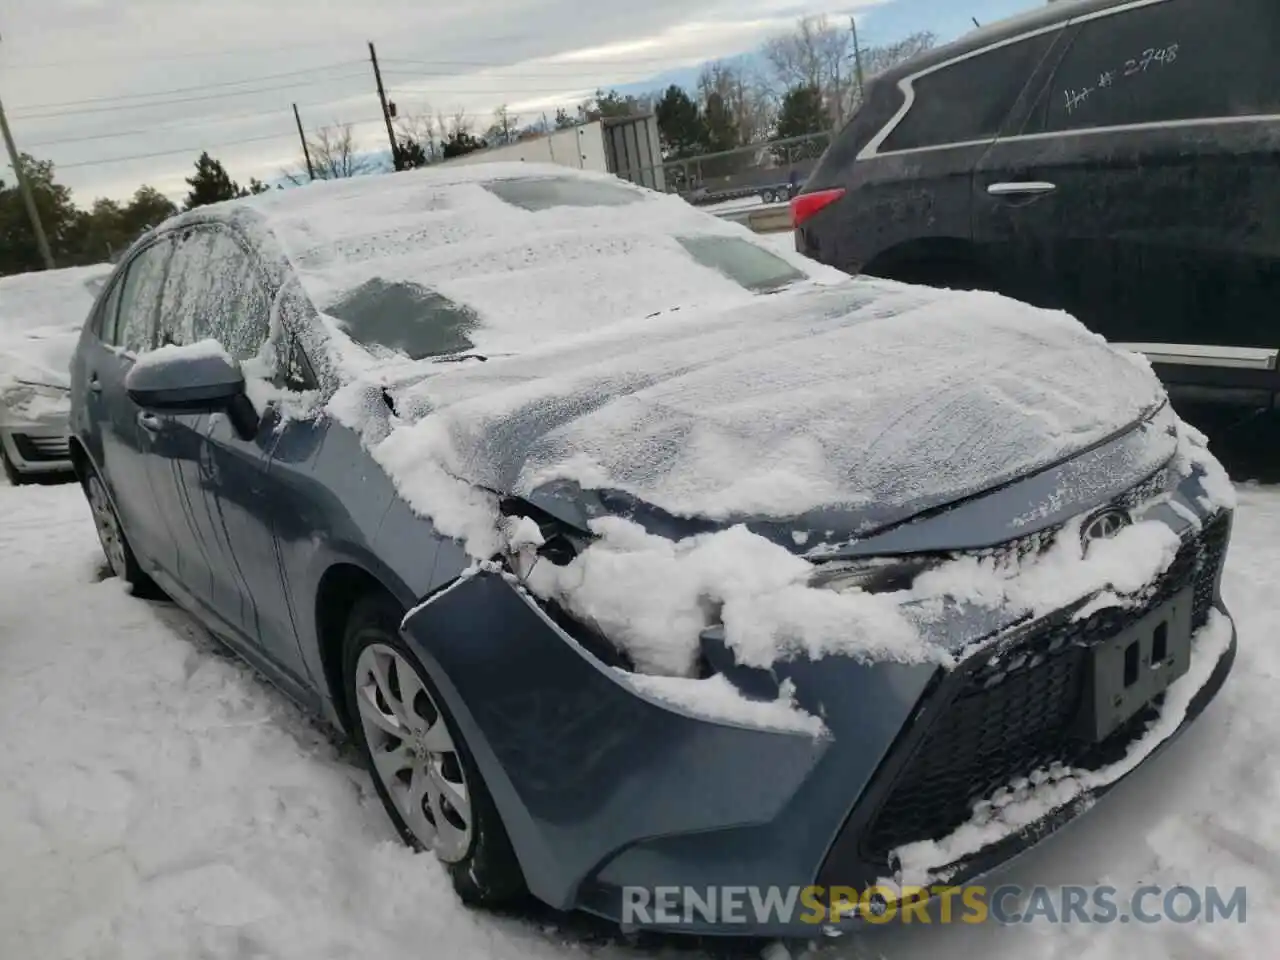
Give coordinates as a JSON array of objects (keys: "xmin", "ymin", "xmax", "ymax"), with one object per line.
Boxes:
[{"xmin": 265, "ymin": 413, "xmax": 405, "ymax": 699}]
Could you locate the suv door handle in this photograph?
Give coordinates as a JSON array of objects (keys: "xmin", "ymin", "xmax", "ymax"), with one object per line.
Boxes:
[
  {"xmin": 987, "ymin": 181, "xmax": 1057, "ymax": 197},
  {"xmin": 137, "ymin": 412, "xmax": 162, "ymax": 433}
]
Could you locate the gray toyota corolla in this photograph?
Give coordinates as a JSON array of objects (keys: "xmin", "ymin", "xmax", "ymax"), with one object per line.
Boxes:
[{"xmin": 68, "ymin": 163, "xmax": 1236, "ymax": 938}]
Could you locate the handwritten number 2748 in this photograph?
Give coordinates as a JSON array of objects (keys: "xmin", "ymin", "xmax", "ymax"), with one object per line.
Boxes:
[{"xmin": 1124, "ymin": 42, "xmax": 1179, "ymax": 76}]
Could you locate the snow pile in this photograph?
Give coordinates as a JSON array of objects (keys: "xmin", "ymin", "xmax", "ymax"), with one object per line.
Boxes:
[{"xmin": 524, "ymin": 518, "xmax": 926, "ymax": 677}]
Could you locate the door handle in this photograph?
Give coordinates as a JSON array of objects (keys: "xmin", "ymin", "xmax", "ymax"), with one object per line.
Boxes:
[
  {"xmin": 137, "ymin": 412, "xmax": 162, "ymax": 433},
  {"xmin": 88, "ymin": 375, "xmax": 102, "ymax": 393},
  {"xmin": 987, "ymin": 181, "xmax": 1057, "ymax": 197}
]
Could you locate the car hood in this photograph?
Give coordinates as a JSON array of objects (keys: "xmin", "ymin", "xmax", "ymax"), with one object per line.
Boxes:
[{"xmin": 387, "ymin": 279, "xmax": 1169, "ymax": 546}]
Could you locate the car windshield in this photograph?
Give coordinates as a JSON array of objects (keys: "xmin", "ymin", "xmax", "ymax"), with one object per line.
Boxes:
[
  {"xmin": 324, "ymin": 278, "xmax": 480, "ymax": 360},
  {"xmin": 676, "ymin": 235, "xmax": 806, "ymax": 293}
]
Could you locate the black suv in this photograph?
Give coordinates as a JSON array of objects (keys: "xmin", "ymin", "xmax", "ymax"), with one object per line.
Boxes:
[{"xmin": 795, "ymin": 0, "xmax": 1280, "ymax": 411}]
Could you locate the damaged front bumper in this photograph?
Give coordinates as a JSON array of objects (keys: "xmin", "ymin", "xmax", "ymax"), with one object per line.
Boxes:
[{"xmin": 398, "ymin": 476, "xmax": 1236, "ymax": 940}]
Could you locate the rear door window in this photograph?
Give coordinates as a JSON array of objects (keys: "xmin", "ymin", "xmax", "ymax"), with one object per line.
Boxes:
[
  {"xmin": 880, "ymin": 30, "xmax": 1059, "ymax": 152},
  {"xmin": 677, "ymin": 235, "xmax": 806, "ymax": 293},
  {"xmin": 1039, "ymin": 0, "xmax": 1278, "ymax": 132}
]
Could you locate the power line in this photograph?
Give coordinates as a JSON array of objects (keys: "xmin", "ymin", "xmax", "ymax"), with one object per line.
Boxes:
[
  {"xmin": 15, "ymin": 61, "xmax": 367, "ymax": 111},
  {"xmin": 11, "ymin": 71, "xmax": 373, "ymax": 121},
  {"xmin": 24, "ymin": 114, "xmax": 386, "ymax": 150},
  {"xmin": 0, "ymin": 38, "xmax": 358, "ymax": 70},
  {"xmin": 55, "ymin": 130, "xmax": 310, "ymax": 170}
]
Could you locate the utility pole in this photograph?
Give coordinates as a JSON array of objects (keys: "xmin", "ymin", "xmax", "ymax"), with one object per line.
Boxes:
[
  {"xmin": 833, "ymin": 58, "xmax": 843, "ymax": 129},
  {"xmin": 850, "ymin": 16, "xmax": 867, "ymax": 106},
  {"xmin": 368, "ymin": 41, "xmax": 401, "ymax": 172},
  {"xmin": 0, "ymin": 32, "xmax": 54, "ymax": 270},
  {"xmin": 292, "ymin": 103, "xmax": 315, "ymax": 182}
]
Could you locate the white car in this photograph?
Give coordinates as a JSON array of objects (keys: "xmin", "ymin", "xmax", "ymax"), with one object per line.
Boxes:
[{"xmin": 0, "ymin": 265, "xmax": 110, "ymax": 484}]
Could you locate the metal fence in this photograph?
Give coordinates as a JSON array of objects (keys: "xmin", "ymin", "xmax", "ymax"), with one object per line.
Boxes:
[{"xmin": 612, "ymin": 131, "xmax": 831, "ymax": 206}]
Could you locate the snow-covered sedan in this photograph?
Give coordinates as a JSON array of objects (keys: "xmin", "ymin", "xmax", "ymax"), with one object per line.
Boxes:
[
  {"xmin": 66, "ymin": 164, "xmax": 1237, "ymax": 937},
  {"xmin": 0, "ymin": 265, "xmax": 110, "ymax": 484}
]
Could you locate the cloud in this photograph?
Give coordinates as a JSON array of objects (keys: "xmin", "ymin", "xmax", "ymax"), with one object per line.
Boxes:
[{"xmin": 0, "ymin": 0, "xmax": 891, "ymax": 202}]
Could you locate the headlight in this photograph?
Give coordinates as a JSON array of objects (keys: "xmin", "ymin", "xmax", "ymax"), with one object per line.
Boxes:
[{"xmin": 809, "ymin": 555, "xmax": 945, "ymax": 595}]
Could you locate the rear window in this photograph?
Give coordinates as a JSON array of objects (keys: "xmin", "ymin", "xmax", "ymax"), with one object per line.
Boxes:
[
  {"xmin": 483, "ymin": 177, "xmax": 645, "ymax": 211},
  {"xmin": 325, "ymin": 278, "xmax": 479, "ymax": 360},
  {"xmin": 881, "ymin": 30, "xmax": 1058, "ymax": 152},
  {"xmin": 677, "ymin": 236, "xmax": 806, "ymax": 293}
]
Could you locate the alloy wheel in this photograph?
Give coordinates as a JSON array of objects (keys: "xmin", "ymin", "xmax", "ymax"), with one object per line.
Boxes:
[{"xmin": 354, "ymin": 642, "xmax": 473, "ymax": 862}]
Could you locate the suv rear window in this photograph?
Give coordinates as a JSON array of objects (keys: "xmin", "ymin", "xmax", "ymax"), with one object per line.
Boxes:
[
  {"xmin": 483, "ymin": 177, "xmax": 645, "ymax": 211},
  {"xmin": 677, "ymin": 236, "xmax": 805, "ymax": 293},
  {"xmin": 880, "ymin": 30, "xmax": 1059, "ymax": 152},
  {"xmin": 325, "ymin": 278, "xmax": 479, "ymax": 359}
]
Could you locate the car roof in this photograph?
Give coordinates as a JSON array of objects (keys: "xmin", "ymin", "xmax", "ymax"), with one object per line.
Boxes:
[
  {"xmin": 154, "ymin": 163, "xmax": 836, "ymax": 361},
  {"xmin": 875, "ymin": 0, "xmax": 1131, "ymax": 84}
]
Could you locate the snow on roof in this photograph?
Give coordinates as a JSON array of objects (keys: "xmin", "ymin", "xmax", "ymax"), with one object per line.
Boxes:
[{"xmin": 233, "ymin": 163, "xmax": 844, "ymax": 357}]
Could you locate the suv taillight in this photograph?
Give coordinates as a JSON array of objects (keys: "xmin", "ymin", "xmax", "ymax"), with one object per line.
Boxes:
[{"xmin": 790, "ymin": 188, "xmax": 845, "ymax": 228}]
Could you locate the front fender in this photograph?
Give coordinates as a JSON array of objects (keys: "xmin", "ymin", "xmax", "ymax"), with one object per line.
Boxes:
[{"xmin": 399, "ymin": 572, "xmax": 832, "ymax": 909}]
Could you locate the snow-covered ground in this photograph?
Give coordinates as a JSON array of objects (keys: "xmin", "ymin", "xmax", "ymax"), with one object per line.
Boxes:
[{"xmin": 3, "ymin": 470, "xmax": 1277, "ymax": 959}]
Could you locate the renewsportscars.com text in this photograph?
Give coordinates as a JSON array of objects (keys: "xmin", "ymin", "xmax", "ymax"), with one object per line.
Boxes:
[{"xmin": 622, "ymin": 884, "xmax": 1247, "ymax": 926}]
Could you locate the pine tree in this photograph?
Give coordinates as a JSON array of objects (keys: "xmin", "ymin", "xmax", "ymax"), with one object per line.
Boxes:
[
  {"xmin": 183, "ymin": 152, "xmax": 244, "ymax": 210},
  {"xmin": 775, "ymin": 84, "xmax": 829, "ymax": 141},
  {"xmin": 655, "ymin": 85, "xmax": 706, "ymax": 160}
]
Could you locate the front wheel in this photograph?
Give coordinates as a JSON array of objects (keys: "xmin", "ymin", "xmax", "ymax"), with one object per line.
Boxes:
[
  {"xmin": 343, "ymin": 594, "xmax": 526, "ymax": 906},
  {"xmin": 84, "ymin": 471, "xmax": 157, "ymax": 592}
]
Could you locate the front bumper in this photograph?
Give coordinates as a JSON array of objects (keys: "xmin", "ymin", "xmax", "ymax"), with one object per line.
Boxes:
[
  {"xmin": 398, "ymin": 483, "xmax": 1235, "ymax": 940},
  {"xmin": 0, "ymin": 422, "xmax": 72, "ymax": 475}
]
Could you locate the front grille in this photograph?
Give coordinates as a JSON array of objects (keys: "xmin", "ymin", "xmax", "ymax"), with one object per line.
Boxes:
[
  {"xmin": 861, "ymin": 511, "xmax": 1230, "ymax": 864},
  {"xmin": 13, "ymin": 433, "xmax": 70, "ymax": 463}
]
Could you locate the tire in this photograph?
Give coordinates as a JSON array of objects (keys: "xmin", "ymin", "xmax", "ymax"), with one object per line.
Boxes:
[
  {"xmin": 83, "ymin": 469, "xmax": 159, "ymax": 593},
  {"xmin": 342, "ymin": 593, "xmax": 526, "ymax": 907},
  {"xmin": 761, "ymin": 189, "xmax": 776, "ymax": 203},
  {"xmin": 1, "ymin": 445, "xmax": 23, "ymax": 486}
]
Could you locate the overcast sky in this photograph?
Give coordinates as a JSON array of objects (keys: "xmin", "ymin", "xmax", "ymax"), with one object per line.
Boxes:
[{"xmin": 0, "ymin": 0, "xmax": 1034, "ymax": 204}]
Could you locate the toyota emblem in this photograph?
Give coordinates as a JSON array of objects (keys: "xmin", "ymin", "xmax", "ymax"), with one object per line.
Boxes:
[{"xmin": 1081, "ymin": 507, "xmax": 1131, "ymax": 551}]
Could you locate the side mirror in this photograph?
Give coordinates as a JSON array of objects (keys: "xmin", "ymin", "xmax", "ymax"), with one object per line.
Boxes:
[
  {"xmin": 125, "ymin": 343, "xmax": 260, "ymax": 438},
  {"xmin": 126, "ymin": 344, "xmax": 245, "ymax": 410}
]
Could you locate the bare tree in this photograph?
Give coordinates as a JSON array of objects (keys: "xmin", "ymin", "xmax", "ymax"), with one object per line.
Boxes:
[
  {"xmin": 765, "ymin": 17, "xmax": 937, "ymax": 128},
  {"xmin": 310, "ymin": 124, "xmax": 369, "ymax": 179},
  {"xmin": 697, "ymin": 61, "xmax": 776, "ymax": 147},
  {"xmin": 485, "ymin": 105, "xmax": 521, "ymax": 147},
  {"xmin": 395, "ymin": 107, "xmax": 440, "ymax": 167},
  {"xmin": 284, "ymin": 122, "xmax": 371, "ymax": 183},
  {"xmin": 764, "ymin": 15, "xmax": 849, "ymax": 103}
]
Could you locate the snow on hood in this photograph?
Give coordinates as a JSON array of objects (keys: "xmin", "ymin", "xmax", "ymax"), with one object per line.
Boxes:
[{"xmin": 381, "ymin": 280, "xmax": 1166, "ymax": 525}]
